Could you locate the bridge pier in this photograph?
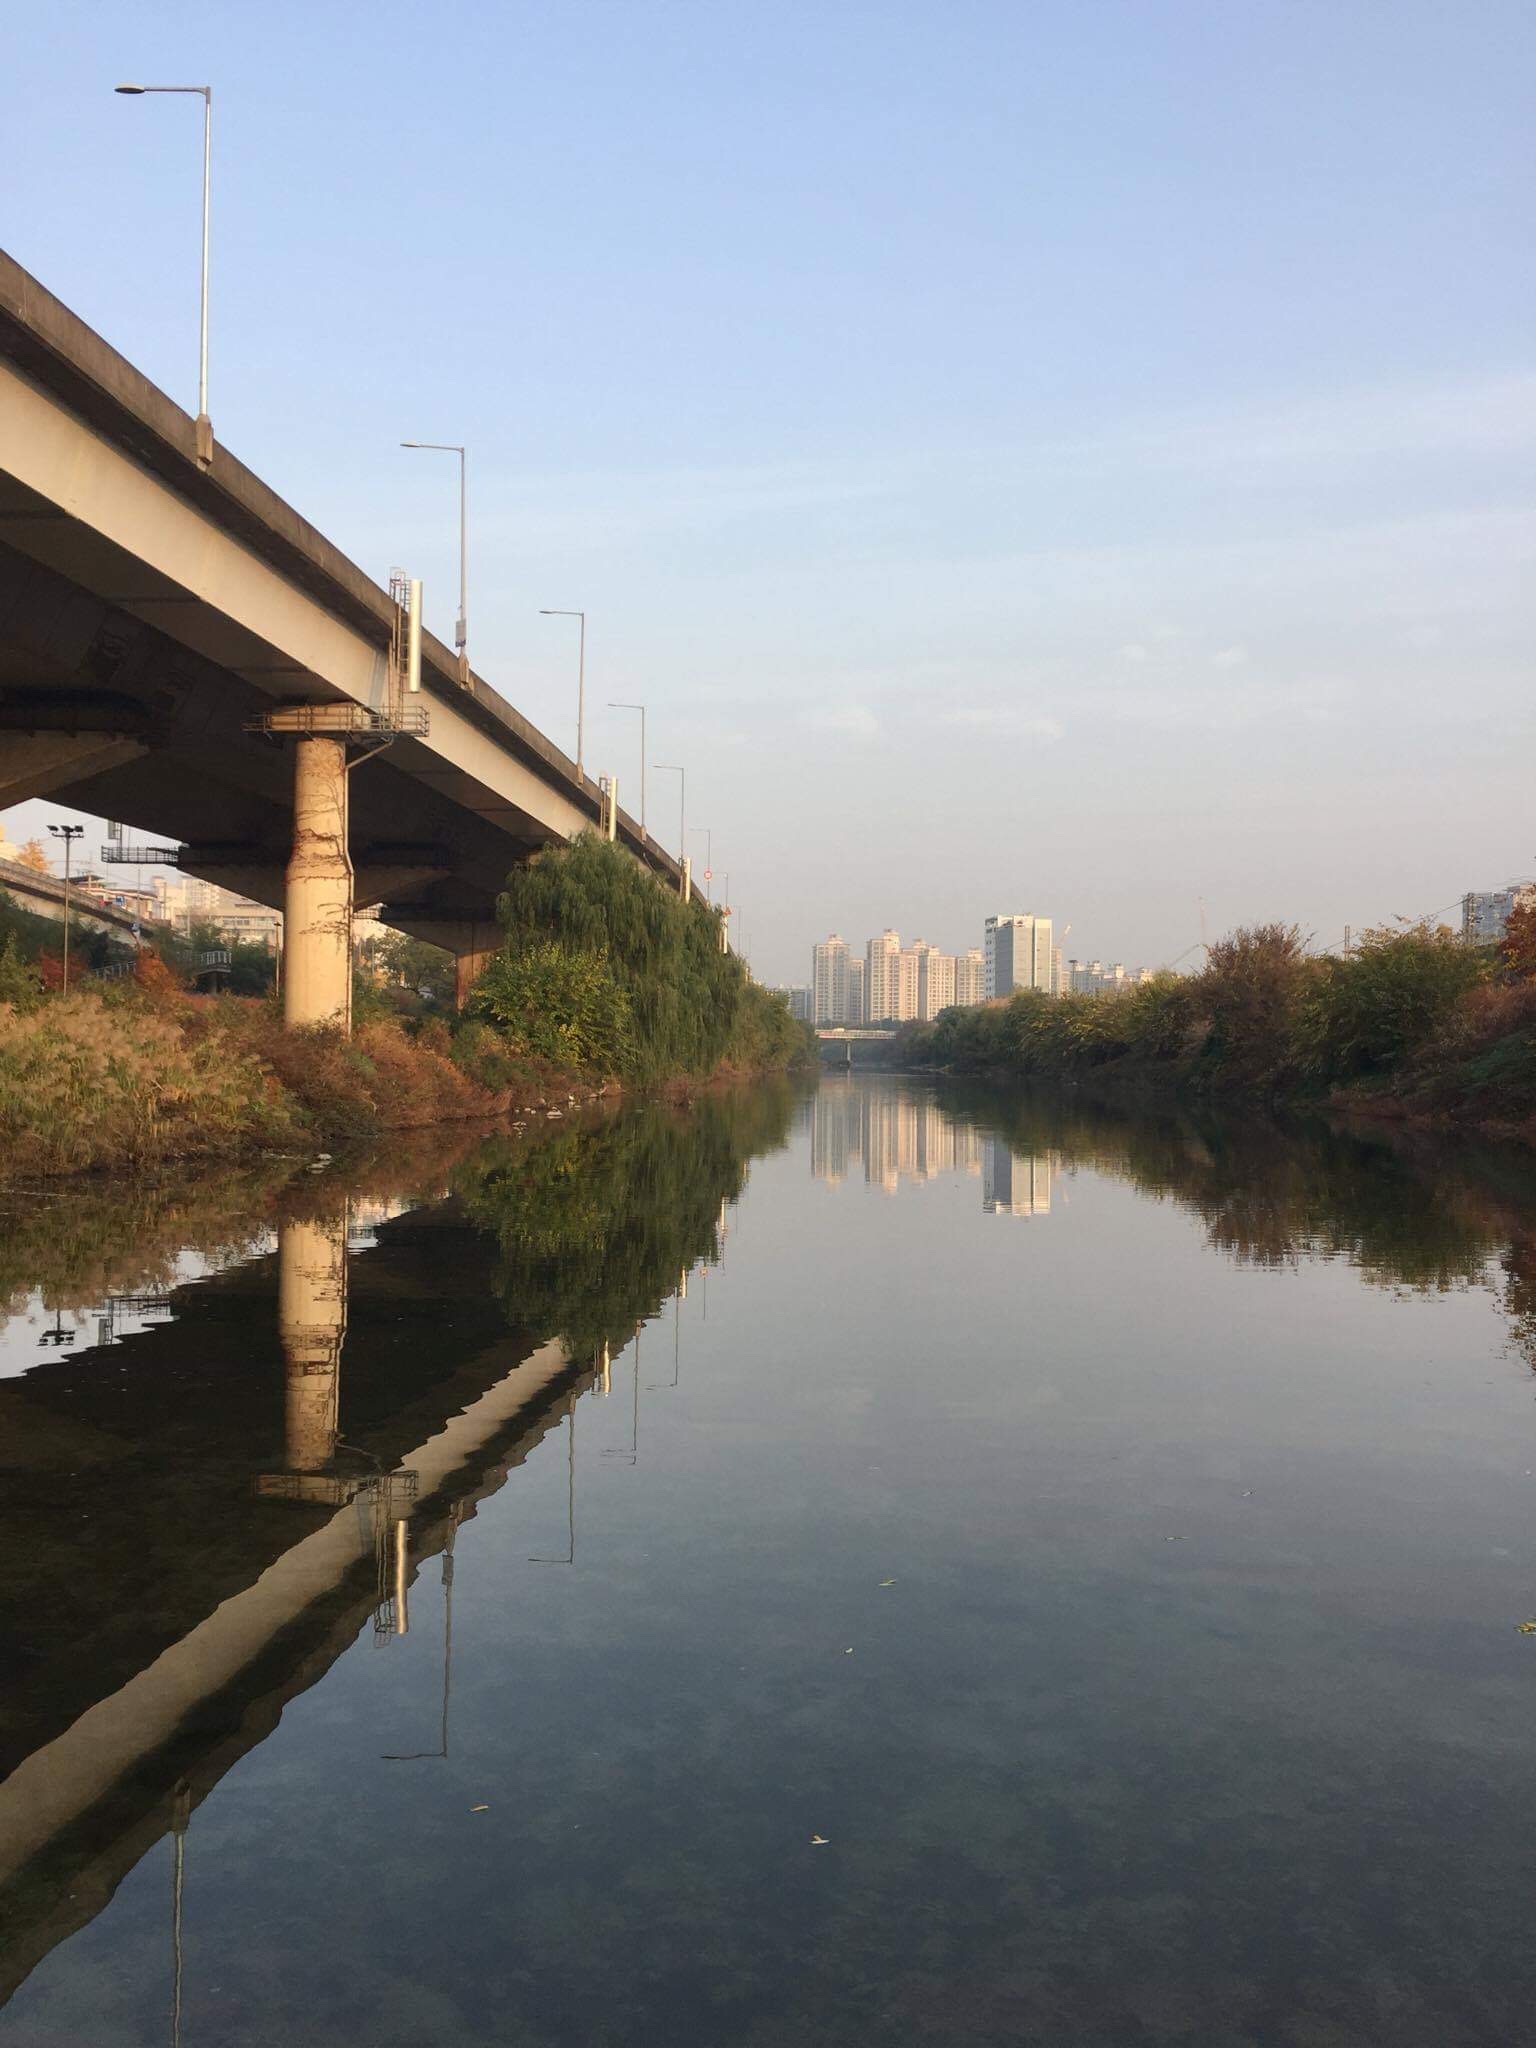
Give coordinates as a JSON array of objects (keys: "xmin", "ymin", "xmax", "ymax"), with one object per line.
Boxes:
[
  {"xmin": 454, "ymin": 931, "xmax": 499, "ymax": 1010},
  {"xmin": 283, "ymin": 737, "xmax": 353, "ymax": 1032}
]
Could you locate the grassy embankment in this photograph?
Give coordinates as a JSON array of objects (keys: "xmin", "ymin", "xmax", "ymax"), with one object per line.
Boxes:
[
  {"xmin": 0, "ymin": 836, "xmax": 810, "ymax": 1174},
  {"xmin": 905, "ymin": 915, "xmax": 1536, "ymax": 1143}
]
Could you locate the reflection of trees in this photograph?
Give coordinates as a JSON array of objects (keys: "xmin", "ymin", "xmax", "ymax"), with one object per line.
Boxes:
[
  {"xmin": 937, "ymin": 1082, "xmax": 1536, "ymax": 1366},
  {"xmin": 0, "ymin": 1124, "xmax": 497, "ymax": 1321},
  {"xmin": 455, "ymin": 1080, "xmax": 800, "ymax": 1355}
]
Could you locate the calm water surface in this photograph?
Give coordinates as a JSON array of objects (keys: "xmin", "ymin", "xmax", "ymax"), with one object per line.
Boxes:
[{"xmin": 4, "ymin": 1077, "xmax": 1536, "ymax": 2046}]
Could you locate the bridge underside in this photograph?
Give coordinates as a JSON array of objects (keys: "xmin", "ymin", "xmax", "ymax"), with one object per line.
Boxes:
[{"xmin": 0, "ymin": 531, "xmax": 540, "ymax": 969}]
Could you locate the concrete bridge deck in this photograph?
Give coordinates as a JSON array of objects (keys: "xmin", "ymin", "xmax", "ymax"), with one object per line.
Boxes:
[{"xmin": 0, "ymin": 248, "xmax": 686, "ymax": 1013}]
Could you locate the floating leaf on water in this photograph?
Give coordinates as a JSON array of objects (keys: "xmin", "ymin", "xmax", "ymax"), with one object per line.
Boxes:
[
  {"xmin": 1516, "ymin": 1622, "xmax": 1536, "ymax": 1635},
  {"xmin": 810, "ymin": 1834, "xmax": 829, "ymax": 1845}
]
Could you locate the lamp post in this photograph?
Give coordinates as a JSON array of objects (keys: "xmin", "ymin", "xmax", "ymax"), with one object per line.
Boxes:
[
  {"xmin": 607, "ymin": 702, "xmax": 646, "ymax": 839},
  {"xmin": 402, "ymin": 442, "xmax": 468, "ymax": 681},
  {"xmin": 115, "ymin": 84, "xmax": 212, "ymax": 460},
  {"xmin": 540, "ymin": 609, "xmax": 586, "ymax": 779},
  {"xmin": 654, "ymin": 763, "xmax": 685, "ymax": 864},
  {"xmin": 49, "ymin": 823, "xmax": 84, "ymax": 993}
]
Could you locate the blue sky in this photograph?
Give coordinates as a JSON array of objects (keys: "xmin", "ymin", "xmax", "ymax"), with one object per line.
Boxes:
[{"xmin": 6, "ymin": 0, "xmax": 1533, "ymax": 980}]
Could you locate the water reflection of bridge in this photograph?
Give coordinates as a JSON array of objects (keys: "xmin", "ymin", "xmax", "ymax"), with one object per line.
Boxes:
[{"xmin": 0, "ymin": 1193, "xmax": 648, "ymax": 2009}]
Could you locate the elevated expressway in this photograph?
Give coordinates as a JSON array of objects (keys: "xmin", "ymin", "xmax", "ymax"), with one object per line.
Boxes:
[{"xmin": 0, "ymin": 248, "xmax": 683, "ymax": 1018}]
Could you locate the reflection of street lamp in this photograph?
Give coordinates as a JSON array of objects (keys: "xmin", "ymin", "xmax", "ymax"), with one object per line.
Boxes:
[
  {"xmin": 540, "ymin": 609, "xmax": 586, "ymax": 779},
  {"xmin": 114, "ymin": 84, "xmax": 213, "ymax": 460},
  {"xmin": 384, "ymin": 1507, "xmax": 460, "ymax": 1759},
  {"xmin": 48, "ymin": 824, "xmax": 83, "ymax": 990},
  {"xmin": 603, "ymin": 1326, "xmax": 641, "ymax": 1466},
  {"xmin": 530, "ymin": 1391, "xmax": 577, "ymax": 1564}
]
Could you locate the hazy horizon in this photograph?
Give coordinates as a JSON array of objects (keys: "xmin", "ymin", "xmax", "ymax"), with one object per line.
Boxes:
[{"xmin": 7, "ymin": 1, "xmax": 1531, "ymax": 983}]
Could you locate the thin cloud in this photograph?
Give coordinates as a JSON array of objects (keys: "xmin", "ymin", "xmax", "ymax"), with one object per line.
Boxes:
[
  {"xmin": 803, "ymin": 704, "xmax": 880, "ymax": 736},
  {"xmin": 937, "ymin": 709, "xmax": 1064, "ymax": 740}
]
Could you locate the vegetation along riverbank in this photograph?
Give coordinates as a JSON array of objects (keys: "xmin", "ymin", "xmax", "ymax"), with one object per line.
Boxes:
[
  {"xmin": 904, "ymin": 913, "xmax": 1536, "ymax": 1144},
  {"xmin": 0, "ymin": 836, "xmax": 809, "ymax": 1176}
]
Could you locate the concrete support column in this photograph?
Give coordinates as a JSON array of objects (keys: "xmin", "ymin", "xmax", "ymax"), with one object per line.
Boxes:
[
  {"xmin": 450, "ymin": 918, "xmax": 500, "ymax": 1010},
  {"xmin": 454, "ymin": 944, "xmax": 497, "ymax": 1010},
  {"xmin": 283, "ymin": 737, "xmax": 353, "ymax": 1031},
  {"xmin": 279, "ymin": 1215, "xmax": 348, "ymax": 1473}
]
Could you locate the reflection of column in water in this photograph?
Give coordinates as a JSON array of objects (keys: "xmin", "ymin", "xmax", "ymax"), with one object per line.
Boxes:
[{"xmin": 278, "ymin": 1213, "xmax": 349, "ymax": 1470}]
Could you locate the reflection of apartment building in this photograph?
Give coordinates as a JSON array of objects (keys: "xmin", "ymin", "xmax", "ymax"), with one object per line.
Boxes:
[
  {"xmin": 810, "ymin": 1082, "xmax": 862, "ymax": 1184},
  {"xmin": 810, "ymin": 1087, "xmax": 985, "ymax": 1194},
  {"xmin": 985, "ymin": 914, "xmax": 1053, "ymax": 998},
  {"xmin": 982, "ymin": 1137, "xmax": 1052, "ymax": 1216}
]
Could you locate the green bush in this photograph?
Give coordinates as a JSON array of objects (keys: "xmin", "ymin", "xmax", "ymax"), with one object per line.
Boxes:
[
  {"xmin": 471, "ymin": 940, "xmax": 638, "ymax": 1072},
  {"xmin": 1295, "ymin": 923, "xmax": 1487, "ymax": 1084},
  {"xmin": 478, "ymin": 835, "xmax": 808, "ymax": 1081}
]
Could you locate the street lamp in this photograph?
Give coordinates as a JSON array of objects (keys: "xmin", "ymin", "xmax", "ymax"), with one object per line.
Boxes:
[
  {"xmin": 654, "ymin": 763, "xmax": 685, "ymax": 864},
  {"xmin": 401, "ymin": 442, "xmax": 468, "ymax": 681},
  {"xmin": 539, "ymin": 609, "xmax": 586, "ymax": 780},
  {"xmin": 608, "ymin": 702, "xmax": 646, "ymax": 839},
  {"xmin": 115, "ymin": 84, "xmax": 212, "ymax": 459},
  {"xmin": 49, "ymin": 823, "xmax": 84, "ymax": 993}
]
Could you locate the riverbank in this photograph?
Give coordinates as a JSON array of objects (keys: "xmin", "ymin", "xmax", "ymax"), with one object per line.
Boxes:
[
  {"xmin": 0, "ymin": 836, "xmax": 811, "ymax": 1178},
  {"xmin": 0, "ymin": 984, "xmax": 615, "ymax": 1176},
  {"xmin": 904, "ymin": 921, "xmax": 1536, "ymax": 1147}
]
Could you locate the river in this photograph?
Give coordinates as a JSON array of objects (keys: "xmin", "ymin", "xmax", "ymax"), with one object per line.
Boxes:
[{"xmin": 2, "ymin": 1075, "xmax": 1535, "ymax": 2046}]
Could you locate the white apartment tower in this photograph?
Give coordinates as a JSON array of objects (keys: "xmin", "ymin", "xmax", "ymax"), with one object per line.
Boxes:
[
  {"xmin": 846, "ymin": 956, "xmax": 865, "ymax": 1024},
  {"xmin": 812, "ymin": 935, "xmax": 852, "ymax": 1025},
  {"xmin": 954, "ymin": 948, "xmax": 986, "ymax": 1007},
  {"xmin": 915, "ymin": 945, "xmax": 957, "ymax": 1021},
  {"xmin": 985, "ymin": 914, "xmax": 1054, "ymax": 998},
  {"xmin": 865, "ymin": 930, "xmax": 903, "ymax": 1023}
]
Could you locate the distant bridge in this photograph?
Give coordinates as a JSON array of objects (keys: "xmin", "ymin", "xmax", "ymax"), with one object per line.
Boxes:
[
  {"xmin": 0, "ymin": 854, "xmax": 147, "ymax": 945},
  {"xmin": 816, "ymin": 1027, "xmax": 899, "ymax": 1066}
]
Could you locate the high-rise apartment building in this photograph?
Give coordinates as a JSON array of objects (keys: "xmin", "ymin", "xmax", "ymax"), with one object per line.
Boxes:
[
  {"xmin": 915, "ymin": 945, "xmax": 957, "ymax": 1020},
  {"xmin": 984, "ymin": 914, "xmax": 1054, "ymax": 998},
  {"xmin": 954, "ymin": 948, "xmax": 986, "ymax": 1007},
  {"xmin": 1462, "ymin": 885, "xmax": 1536, "ymax": 944},
  {"xmin": 846, "ymin": 957, "xmax": 865, "ymax": 1024},
  {"xmin": 865, "ymin": 929, "xmax": 903, "ymax": 1023},
  {"xmin": 896, "ymin": 944, "xmax": 922, "ymax": 1021},
  {"xmin": 812, "ymin": 935, "xmax": 852, "ymax": 1024}
]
